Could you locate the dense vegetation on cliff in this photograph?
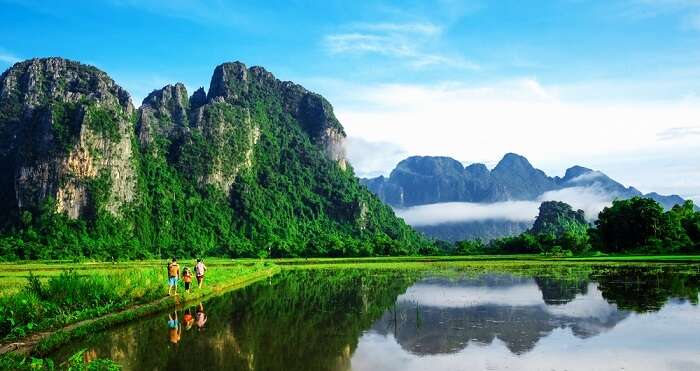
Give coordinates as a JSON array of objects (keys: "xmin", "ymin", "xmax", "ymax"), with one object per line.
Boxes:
[{"xmin": 0, "ymin": 58, "xmax": 426, "ymax": 260}]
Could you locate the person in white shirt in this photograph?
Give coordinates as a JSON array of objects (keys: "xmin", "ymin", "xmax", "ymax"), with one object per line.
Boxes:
[{"xmin": 195, "ymin": 259, "xmax": 207, "ymax": 289}]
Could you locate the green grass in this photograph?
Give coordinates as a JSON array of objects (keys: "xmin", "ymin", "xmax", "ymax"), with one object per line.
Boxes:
[{"xmin": 0, "ymin": 259, "xmax": 273, "ymax": 343}]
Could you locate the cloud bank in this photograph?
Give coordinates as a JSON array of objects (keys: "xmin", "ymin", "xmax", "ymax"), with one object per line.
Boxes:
[{"xmin": 395, "ymin": 186, "xmax": 614, "ymax": 226}]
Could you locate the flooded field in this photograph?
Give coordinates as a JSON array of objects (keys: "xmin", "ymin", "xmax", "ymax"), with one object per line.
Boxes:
[{"xmin": 52, "ymin": 264, "xmax": 700, "ymax": 370}]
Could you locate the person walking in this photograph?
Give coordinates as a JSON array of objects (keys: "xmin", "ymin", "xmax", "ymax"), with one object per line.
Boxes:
[
  {"xmin": 195, "ymin": 258, "xmax": 207, "ymax": 289},
  {"xmin": 182, "ymin": 267, "xmax": 193, "ymax": 293},
  {"xmin": 167, "ymin": 257, "xmax": 180, "ymax": 296}
]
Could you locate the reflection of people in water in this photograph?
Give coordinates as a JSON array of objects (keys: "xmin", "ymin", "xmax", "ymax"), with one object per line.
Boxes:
[
  {"xmin": 168, "ymin": 311, "xmax": 181, "ymax": 344},
  {"xmin": 183, "ymin": 307, "xmax": 195, "ymax": 331},
  {"xmin": 196, "ymin": 302, "xmax": 207, "ymax": 331}
]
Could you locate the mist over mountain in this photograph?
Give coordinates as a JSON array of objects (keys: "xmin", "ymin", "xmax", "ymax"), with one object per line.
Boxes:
[{"xmin": 361, "ymin": 154, "xmax": 690, "ymax": 241}]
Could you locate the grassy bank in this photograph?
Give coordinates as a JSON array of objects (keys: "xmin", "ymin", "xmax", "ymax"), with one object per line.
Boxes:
[{"xmin": 0, "ymin": 260, "xmax": 278, "ymax": 361}]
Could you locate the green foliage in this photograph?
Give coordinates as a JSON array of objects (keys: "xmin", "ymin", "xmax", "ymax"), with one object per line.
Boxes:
[
  {"xmin": 596, "ymin": 197, "xmax": 699, "ymax": 254},
  {"xmin": 85, "ymin": 105, "xmax": 120, "ymax": 142},
  {"xmin": 530, "ymin": 200, "xmax": 587, "ymax": 236},
  {"xmin": 455, "ymin": 239, "xmax": 486, "ymax": 255},
  {"xmin": 51, "ymin": 101, "xmax": 82, "ymax": 153},
  {"xmin": 456, "ymin": 198, "xmax": 700, "ymax": 256},
  {"xmin": 0, "ymin": 269, "xmax": 163, "ymax": 340},
  {"xmin": 0, "ymin": 350, "xmax": 120, "ymax": 370}
]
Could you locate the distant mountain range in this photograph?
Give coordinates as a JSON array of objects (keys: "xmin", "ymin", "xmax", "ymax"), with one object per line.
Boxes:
[{"xmin": 361, "ymin": 153, "xmax": 690, "ymax": 241}]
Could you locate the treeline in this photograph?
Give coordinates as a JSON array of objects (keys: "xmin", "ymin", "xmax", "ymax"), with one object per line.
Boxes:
[{"xmin": 453, "ymin": 197, "xmax": 700, "ymax": 255}]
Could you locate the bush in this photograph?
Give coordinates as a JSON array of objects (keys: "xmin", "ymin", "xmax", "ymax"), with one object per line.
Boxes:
[{"xmin": 0, "ymin": 269, "xmax": 162, "ymax": 340}]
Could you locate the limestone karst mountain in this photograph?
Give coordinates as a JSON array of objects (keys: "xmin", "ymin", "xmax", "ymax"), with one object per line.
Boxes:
[
  {"xmin": 0, "ymin": 57, "xmax": 423, "ymax": 258},
  {"xmin": 362, "ymin": 154, "xmax": 689, "ymax": 241}
]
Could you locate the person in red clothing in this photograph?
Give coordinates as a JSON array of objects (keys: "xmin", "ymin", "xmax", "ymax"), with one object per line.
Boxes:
[{"xmin": 182, "ymin": 267, "xmax": 193, "ymax": 293}]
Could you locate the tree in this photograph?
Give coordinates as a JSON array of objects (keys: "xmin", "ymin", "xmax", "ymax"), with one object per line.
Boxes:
[{"xmin": 595, "ymin": 197, "xmax": 666, "ymax": 252}]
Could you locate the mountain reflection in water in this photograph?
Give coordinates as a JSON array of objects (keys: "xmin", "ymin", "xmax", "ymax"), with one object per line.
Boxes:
[
  {"xmin": 51, "ymin": 267, "xmax": 700, "ymax": 371},
  {"xmin": 370, "ymin": 276, "xmax": 628, "ymax": 355}
]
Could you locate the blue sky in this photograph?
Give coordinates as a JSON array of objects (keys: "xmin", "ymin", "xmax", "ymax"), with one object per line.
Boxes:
[{"xmin": 2, "ymin": 0, "xmax": 700, "ymax": 201}]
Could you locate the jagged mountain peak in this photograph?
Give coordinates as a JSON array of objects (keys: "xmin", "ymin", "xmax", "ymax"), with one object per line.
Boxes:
[
  {"xmin": 561, "ymin": 165, "xmax": 594, "ymax": 182},
  {"xmin": 137, "ymin": 82, "xmax": 190, "ymax": 148},
  {"xmin": 142, "ymin": 83, "xmax": 188, "ymax": 106},
  {"xmin": 0, "ymin": 57, "xmax": 136, "ymax": 220},
  {"xmin": 393, "ymin": 156, "xmax": 465, "ymax": 177},
  {"xmin": 189, "ymin": 87, "xmax": 207, "ymax": 111},
  {"xmin": 493, "ymin": 153, "xmax": 534, "ymax": 171},
  {"xmin": 464, "ymin": 163, "xmax": 489, "ymax": 178},
  {"xmin": 1, "ymin": 57, "xmax": 133, "ymax": 112}
]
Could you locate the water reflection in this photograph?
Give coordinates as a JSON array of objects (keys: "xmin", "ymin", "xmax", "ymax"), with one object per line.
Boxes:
[
  {"xmin": 51, "ymin": 266, "xmax": 700, "ymax": 371},
  {"xmin": 370, "ymin": 276, "xmax": 628, "ymax": 355}
]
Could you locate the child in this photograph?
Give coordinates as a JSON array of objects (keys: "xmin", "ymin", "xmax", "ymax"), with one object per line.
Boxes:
[{"xmin": 182, "ymin": 267, "xmax": 193, "ymax": 293}]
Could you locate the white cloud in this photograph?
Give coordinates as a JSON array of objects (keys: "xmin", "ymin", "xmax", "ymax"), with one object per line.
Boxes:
[
  {"xmin": 657, "ymin": 126, "xmax": 700, "ymax": 140},
  {"xmin": 346, "ymin": 137, "xmax": 408, "ymax": 178},
  {"xmin": 538, "ymin": 187, "xmax": 613, "ymax": 221},
  {"xmin": 0, "ymin": 52, "xmax": 21, "ymax": 65},
  {"xmin": 398, "ymin": 281, "xmax": 619, "ymax": 320},
  {"xmin": 394, "ymin": 186, "xmax": 615, "ymax": 226},
  {"xmin": 355, "ymin": 22, "xmax": 442, "ymax": 36},
  {"xmin": 396, "ymin": 201, "xmax": 538, "ymax": 226},
  {"xmin": 323, "ymin": 22, "xmax": 479, "ymax": 71},
  {"xmin": 329, "ymin": 80, "xmax": 700, "ymax": 201}
]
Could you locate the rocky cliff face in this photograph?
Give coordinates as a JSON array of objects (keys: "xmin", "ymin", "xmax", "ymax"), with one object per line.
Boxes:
[
  {"xmin": 205, "ymin": 62, "xmax": 347, "ymax": 172},
  {"xmin": 0, "ymin": 57, "xmax": 421, "ymax": 258},
  {"xmin": 363, "ymin": 154, "xmax": 688, "ymax": 208},
  {"xmin": 136, "ymin": 83, "xmax": 189, "ymax": 149},
  {"xmin": 142, "ymin": 61, "xmax": 348, "ymax": 192},
  {"xmin": 0, "ymin": 58, "xmax": 136, "ymax": 220},
  {"xmin": 362, "ymin": 153, "xmax": 560, "ymax": 207}
]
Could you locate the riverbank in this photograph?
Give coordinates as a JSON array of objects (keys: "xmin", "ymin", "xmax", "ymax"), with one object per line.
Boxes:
[{"xmin": 0, "ymin": 261, "xmax": 279, "ymax": 361}]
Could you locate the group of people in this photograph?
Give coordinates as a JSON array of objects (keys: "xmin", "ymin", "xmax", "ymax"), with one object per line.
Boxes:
[
  {"xmin": 167, "ymin": 257, "xmax": 208, "ymax": 295},
  {"xmin": 168, "ymin": 303, "xmax": 208, "ymax": 344}
]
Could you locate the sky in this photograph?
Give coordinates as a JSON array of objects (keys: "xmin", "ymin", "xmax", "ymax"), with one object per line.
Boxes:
[{"xmin": 1, "ymin": 0, "xmax": 699, "ymax": 201}]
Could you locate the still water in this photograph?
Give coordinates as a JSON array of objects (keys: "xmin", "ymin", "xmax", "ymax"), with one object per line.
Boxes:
[{"xmin": 53, "ymin": 265, "xmax": 700, "ymax": 370}]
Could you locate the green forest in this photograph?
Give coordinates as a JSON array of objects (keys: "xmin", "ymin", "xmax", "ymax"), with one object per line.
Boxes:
[{"xmin": 455, "ymin": 198, "xmax": 700, "ymax": 256}]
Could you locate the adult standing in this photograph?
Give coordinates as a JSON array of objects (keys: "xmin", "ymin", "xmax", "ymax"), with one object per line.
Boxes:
[
  {"xmin": 195, "ymin": 258, "xmax": 207, "ymax": 289},
  {"xmin": 167, "ymin": 257, "xmax": 180, "ymax": 296}
]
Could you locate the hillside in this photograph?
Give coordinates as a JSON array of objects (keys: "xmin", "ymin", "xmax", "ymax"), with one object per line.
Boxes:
[
  {"xmin": 0, "ymin": 58, "xmax": 424, "ymax": 259},
  {"xmin": 362, "ymin": 154, "xmax": 690, "ymax": 241}
]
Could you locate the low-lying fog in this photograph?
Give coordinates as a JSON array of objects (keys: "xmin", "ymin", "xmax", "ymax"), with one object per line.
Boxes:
[{"xmin": 395, "ymin": 186, "xmax": 613, "ymax": 226}]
